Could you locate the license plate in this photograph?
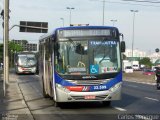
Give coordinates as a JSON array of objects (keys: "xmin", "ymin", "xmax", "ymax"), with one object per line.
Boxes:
[{"xmin": 84, "ymin": 95, "xmax": 95, "ymax": 100}]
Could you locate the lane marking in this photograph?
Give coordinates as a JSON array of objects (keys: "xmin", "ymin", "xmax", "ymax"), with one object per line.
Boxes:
[
  {"xmin": 126, "ymin": 84, "xmax": 138, "ymax": 88},
  {"xmin": 114, "ymin": 107, "xmax": 126, "ymax": 112},
  {"xmin": 145, "ymin": 97, "xmax": 159, "ymax": 102},
  {"xmin": 35, "ymin": 75, "xmax": 39, "ymax": 77}
]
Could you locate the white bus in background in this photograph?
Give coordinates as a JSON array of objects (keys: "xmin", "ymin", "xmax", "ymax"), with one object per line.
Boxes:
[
  {"xmin": 122, "ymin": 60, "xmax": 133, "ymax": 73},
  {"xmin": 132, "ymin": 61, "xmax": 139, "ymax": 71}
]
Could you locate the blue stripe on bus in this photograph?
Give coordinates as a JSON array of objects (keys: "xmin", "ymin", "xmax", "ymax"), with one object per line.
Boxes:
[
  {"xmin": 55, "ymin": 26, "xmax": 117, "ymax": 31},
  {"xmin": 54, "ymin": 72, "xmax": 122, "ymax": 91},
  {"xmin": 89, "ymin": 73, "xmax": 122, "ymax": 91}
]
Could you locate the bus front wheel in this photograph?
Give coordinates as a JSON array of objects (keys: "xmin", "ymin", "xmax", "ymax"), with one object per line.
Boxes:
[
  {"xmin": 53, "ymin": 101, "xmax": 59, "ymax": 107},
  {"xmin": 103, "ymin": 101, "xmax": 111, "ymax": 106},
  {"xmin": 42, "ymin": 77, "xmax": 50, "ymax": 98}
]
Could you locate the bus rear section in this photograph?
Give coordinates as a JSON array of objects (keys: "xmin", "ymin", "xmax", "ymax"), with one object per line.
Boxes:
[{"xmin": 15, "ymin": 52, "xmax": 37, "ymax": 74}]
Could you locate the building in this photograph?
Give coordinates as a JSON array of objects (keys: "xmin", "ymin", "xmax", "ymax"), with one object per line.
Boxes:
[
  {"xmin": 124, "ymin": 49, "xmax": 160, "ymax": 64},
  {"xmin": 147, "ymin": 52, "xmax": 160, "ymax": 63},
  {"xmin": 124, "ymin": 49, "xmax": 146, "ymax": 58},
  {"xmin": 11, "ymin": 40, "xmax": 37, "ymax": 52}
]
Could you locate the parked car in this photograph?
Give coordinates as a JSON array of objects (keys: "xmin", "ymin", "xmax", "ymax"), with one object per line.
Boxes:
[
  {"xmin": 143, "ymin": 69, "xmax": 155, "ymax": 75},
  {"xmin": 125, "ymin": 66, "xmax": 133, "ymax": 73}
]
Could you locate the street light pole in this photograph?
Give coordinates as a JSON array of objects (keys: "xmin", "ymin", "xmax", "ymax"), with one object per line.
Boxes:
[
  {"xmin": 110, "ymin": 19, "xmax": 117, "ymax": 26},
  {"xmin": 90, "ymin": 0, "xmax": 106, "ymax": 26},
  {"xmin": 3, "ymin": 0, "xmax": 9, "ymax": 96},
  {"xmin": 130, "ymin": 10, "xmax": 138, "ymax": 58},
  {"xmin": 102, "ymin": 0, "xmax": 105, "ymax": 26},
  {"xmin": 60, "ymin": 18, "xmax": 64, "ymax": 27},
  {"xmin": 66, "ymin": 7, "xmax": 75, "ymax": 26}
]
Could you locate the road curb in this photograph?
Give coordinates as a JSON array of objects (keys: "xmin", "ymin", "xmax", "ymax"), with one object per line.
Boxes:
[{"xmin": 16, "ymin": 79, "xmax": 35, "ymax": 120}]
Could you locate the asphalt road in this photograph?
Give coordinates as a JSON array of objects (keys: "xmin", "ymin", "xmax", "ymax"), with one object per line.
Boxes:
[{"xmin": 15, "ymin": 72, "xmax": 160, "ymax": 120}]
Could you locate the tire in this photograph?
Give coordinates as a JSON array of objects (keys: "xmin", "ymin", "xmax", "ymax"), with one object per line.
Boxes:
[
  {"xmin": 36, "ymin": 69, "xmax": 39, "ymax": 75},
  {"xmin": 103, "ymin": 101, "xmax": 111, "ymax": 106},
  {"xmin": 49, "ymin": 83, "xmax": 53, "ymax": 99},
  {"xmin": 53, "ymin": 101, "xmax": 59, "ymax": 107},
  {"xmin": 42, "ymin": 77, "xmax": 50, "ymax": 98},
  {"xmin": 157, "ymin": 83, "xmax": 160, "ymax": 90},
  {"xmin": 51, "ymin": 84, "xmax": 58, "ymax": 107}
]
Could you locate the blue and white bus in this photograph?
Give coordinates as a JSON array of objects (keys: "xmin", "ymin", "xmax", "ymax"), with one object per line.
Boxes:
[{"xmin": 39, "ymin": 26, "xmax": 125, "ymax": 106}]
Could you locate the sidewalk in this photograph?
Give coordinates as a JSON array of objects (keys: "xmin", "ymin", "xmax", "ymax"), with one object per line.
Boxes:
[{"xmin": 0, "ymin": 72, "xmax": 34, "ymax": 120}]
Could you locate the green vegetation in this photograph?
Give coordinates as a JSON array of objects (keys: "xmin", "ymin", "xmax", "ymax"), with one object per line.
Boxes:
[
  {"xmin": 0, "ymin": 42, "xmax": 23, "ymax": 67},
  {"xmin": 9, "ymin": 41, "xmax": 23, "ymax": 52},
  {"xmin": 139, "ymin": 57, "xmax": 152, "ymax": 68},
  {"xmin": 122, "ymin": 54, "xmax": 127, "ymax": 60}
]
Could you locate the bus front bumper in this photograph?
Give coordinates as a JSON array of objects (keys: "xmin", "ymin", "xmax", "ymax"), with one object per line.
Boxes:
[
  {"xmin": 55, "ymin": 82, "xmax": 122, "ymax": 102},
  {"xmin": 17, "ymin": 66, "xmax": 36, "ymax": 73}
]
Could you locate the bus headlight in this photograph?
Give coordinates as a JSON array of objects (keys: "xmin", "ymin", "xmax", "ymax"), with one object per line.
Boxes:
[
  {"xmin": 109, "ymin": 83, "xmax": 121, "ymax": 92},
  {"xmin": 18, "ymin": 67, "xmax": 23, "ymax": 72},
  {"xmin": 31, "ymin": 67, "xmax": 36, "ymax": 72},
  {"xmin": 56, "ymin": 84, "xmax": 70, "ymax": 93}
]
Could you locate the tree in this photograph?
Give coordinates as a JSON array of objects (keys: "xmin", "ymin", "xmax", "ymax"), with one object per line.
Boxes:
[
  {"xmin": 122, "ymin": 53, "xmax": 127, "ymax": 60},
  {"xmin": 9, "ymin": 41, "xmax": 23, "ymax": 52},
  {"xmin": 0, "ymin": 42, "xmax": 23, "ymax": 67},
  {"xmin": 8, "ymin": 41, "xmax": 23, "ymax": 67},
  {"xmin": 139, "ymin": 57, "xmax": 152, "ymax": 68}
]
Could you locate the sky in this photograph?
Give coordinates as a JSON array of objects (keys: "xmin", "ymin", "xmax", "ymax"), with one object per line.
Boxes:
[{"xmin": 0, "ymin": 0, "xmax": 160, "ymax": 53}]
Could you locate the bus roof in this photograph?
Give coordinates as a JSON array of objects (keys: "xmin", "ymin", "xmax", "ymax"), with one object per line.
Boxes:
[
  {"xmin": 39, "ymin": 26, "xmax": 118, "ymax": 40},
  {"xmin": 55, "ymin": 26, "xmax": 118, "ymax": 31}
]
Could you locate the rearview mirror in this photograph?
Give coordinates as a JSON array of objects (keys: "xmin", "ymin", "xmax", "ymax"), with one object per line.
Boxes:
[
  {"xmin": 75, "ymin": 43, "xmax": 87, "ymax": 55},
  {"xmin": 121, "ymin": 41, "xmax": 125, "ymax": 52}
]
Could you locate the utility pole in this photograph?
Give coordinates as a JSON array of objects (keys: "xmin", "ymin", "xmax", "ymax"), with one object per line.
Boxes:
[
  {"xmin": 102, "ymin": 0, "xmax": 105, "ymax": 26},
  {"xmin": 66, "ymin": 7, "xmax": 75, "ymax": 26},
  {"xmin": 90, "ymin": 0, "xmax": 106, "ymax": 26},
  {"xmin": 60, "ymin": 18, "xmax": 64, "ymax": 27},
  {"xmin": 110, "ymin": 19, "xmax": 117, "ymax": 27},
  {"xmin": 130, "ymin": 10, "xmax": 138, "ymax": 58},
  {"xmin": 3, "ymin": 0, "xmax": 9, "ymax": 96}
]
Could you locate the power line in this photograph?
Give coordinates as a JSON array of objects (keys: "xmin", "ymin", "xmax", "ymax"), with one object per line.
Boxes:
[
  {"xmin": 122, "ymin": 0, "xmax": 160, "ymax": 4},
  {"xmin": 90, "ymin": 0, "xmax": 107, "ymax": 25},
  {"xmin": 90, "ymin": 0, "xmax": 160, "ymax": 10},
  {"xmin": 105, "ymin": 0, "xmax": 160, "ymax": 7}
]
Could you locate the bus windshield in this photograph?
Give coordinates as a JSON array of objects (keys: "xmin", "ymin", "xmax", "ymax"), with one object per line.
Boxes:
[
  {"xmin": 55, "ymin": 37, "xmax": 120, "ymax": 76},
  {"xmin": 18, "ymin": 54, "xmax": 37, "ymax": 67}
]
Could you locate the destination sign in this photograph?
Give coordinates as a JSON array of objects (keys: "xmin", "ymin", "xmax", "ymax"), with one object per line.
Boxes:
[
  {"xmin": 90, "ymin": 41, "xmax": 117, "ymax": 46},
  {"xmin": 59, "ymin": 29, "xmax": 111, "ymax": 38},
  {"xmin": 18, "ymin": 54, "xmax": 35, "ymax": 57}
]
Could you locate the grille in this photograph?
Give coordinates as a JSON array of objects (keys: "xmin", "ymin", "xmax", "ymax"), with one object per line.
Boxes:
[{"xmin": 67, "ymin": 79, "xmax": 111, "ymax": 85}]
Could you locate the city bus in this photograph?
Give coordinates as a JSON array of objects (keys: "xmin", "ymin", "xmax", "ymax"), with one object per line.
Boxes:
[
  {"xmin": 38, "ymin": 26, "xmax": 125, "ymax": 106},
  {"xmin": 15, "ymin": 51, "xmax": 38, "ymax": 74}
]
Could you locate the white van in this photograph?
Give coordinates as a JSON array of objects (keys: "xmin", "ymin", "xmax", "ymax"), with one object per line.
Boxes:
[{"xmin": 125, "ymin": 66, "xmax": 133, "ymax": 73}]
